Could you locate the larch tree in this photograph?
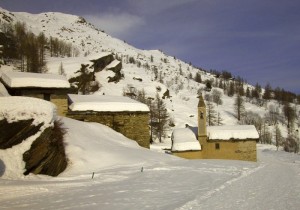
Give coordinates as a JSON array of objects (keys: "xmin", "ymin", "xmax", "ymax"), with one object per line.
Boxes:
[
  {"xmin": 234, "ymin": 94, "xmax": 245, "ymax": 121},
  {"xmin": 153, "ymin": 93, "xmax": 169, "ymax": 143},
  {"xmin": 194, "ymin": 72, "xmax": 202, "ymax": 83},
  {"xmin": 274, "ymin": 124, "xmax": 282, "ymax": 151},
  {"xmin": 283, "ymin": 102, "xmax": 296, "ymax": 133},
  {"xmin": 205, "ymin": 94, "xmax": 217, "ymax": 126},
  {"xmin": 58, "ymin": 62, "xmax": 66, "ymax": 76}
]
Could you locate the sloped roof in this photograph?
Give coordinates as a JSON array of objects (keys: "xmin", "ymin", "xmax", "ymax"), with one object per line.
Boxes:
[
  {"xmin": 207, "ymin": 125, "xmax": 259, "ymax": 140},
  {"xmin": 1, "ymin": 71, "xmax": 70, "ymax": 88},
  {"xmin": 105, "ymin": 60, "xmax": 120, "ymax": 69},
  {"xmin": 198, "ymin": 94, "xmax": 206, "ymax": 107},
  {"xmin": 171, "ymin": 128, "xmax": 201, "ymax": 152},
  {"xmin": 68, "ymin": 94, "xmax": 150, "ymax": 112}
]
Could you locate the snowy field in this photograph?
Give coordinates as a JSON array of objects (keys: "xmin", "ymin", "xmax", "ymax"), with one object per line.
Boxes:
[{"xmin": 1, "ymin": 118, "xmax": 299, "ymax": 210}]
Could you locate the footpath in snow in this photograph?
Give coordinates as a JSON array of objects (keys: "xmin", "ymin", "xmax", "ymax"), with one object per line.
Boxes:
[{"xmin": 0, "ymin": 143, "xmax": 299, "ymax": 210}]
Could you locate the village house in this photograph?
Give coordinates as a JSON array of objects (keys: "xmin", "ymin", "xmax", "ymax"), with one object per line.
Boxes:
[
  {"xmin": 171, "ymin": 95, "xmax": 259, "ymax": 161},
  {"xmin": 67, "ymin": 94, "xmax": 150, "ymax": 148},
  {"xmin": 0, "ymin": 71, "xmax": 70, "ymax": 116}
]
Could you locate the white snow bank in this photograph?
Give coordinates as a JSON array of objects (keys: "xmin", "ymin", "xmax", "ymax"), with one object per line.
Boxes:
[
  {"xmin": 1, "ymin": 71, "xmax": 70, "ymax": 88},
  {"xmin": 68, "ymin": 94, "xmax": 150, "ymax": 112},
  {"xmin": 0, "ymin": 96, "xmax": 56, "ymax": 125},
  {"xmin": 207, "ymin": 125, "xmax": 259, "ymax": 140},
  {"xmin": 171, "ymin": 128, "xmax": 201, "ymax": 151},
  {"xmin": 106, "ymin": 60, "xmax": 120, "ymax": 69},
  {"xmin": 62, "ymin": 117, "xmax": 176, "ymax": 175},
  {"xmin": 0, "ymin": 82, "xmax": 9, "ymax": 96}
]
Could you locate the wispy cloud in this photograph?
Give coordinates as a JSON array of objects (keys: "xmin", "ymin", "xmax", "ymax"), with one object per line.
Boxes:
[
  {"xmin": 128, "ymin": 0, "xmax": 197, "ymax": 15},
  {"xmin": 85, "ymin": 12, "xmax": 145, "ymax": 39}
]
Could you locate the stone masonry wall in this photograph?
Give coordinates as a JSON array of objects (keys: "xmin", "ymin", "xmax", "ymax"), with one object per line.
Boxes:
[
  {"xmin": 203, "ymin": 140, "xmax": 257, "ymax": 162},
  {"xmin": 50, "ymin": 95, "xmax": 68, "ymax": 116},
  {"xmin": 67, "ymin": 111, "xmax": 150, "ymax": 148}
]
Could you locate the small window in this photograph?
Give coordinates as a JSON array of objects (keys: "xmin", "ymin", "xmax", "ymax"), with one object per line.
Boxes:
[
  {"xmin": 215, "ymin": 143, "xmax": 220, "ymax": 150},
  {"xmin": 200, "ymin": 111, "xmax": 204, "ymax": 119}
]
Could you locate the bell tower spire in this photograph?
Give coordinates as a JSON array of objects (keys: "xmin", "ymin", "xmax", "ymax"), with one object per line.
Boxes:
[{"xmin": 198, "ymin": 94, "xmax": 207, "ymax": 146}]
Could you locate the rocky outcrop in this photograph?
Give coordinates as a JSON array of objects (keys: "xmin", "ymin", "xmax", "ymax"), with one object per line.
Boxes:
[
  {"xmin": 23, "ymin": 120, "xmax": 67, "ymax": 176},
  {"xmin": 0, "ymin": 118, "xmax": 68, "ymax": 177},
  {"xmin": 0, "ymin": 119, "xmax": 43, "ymax": 149},
  {"xmin": 90, "ymin": 54, "xmax": 114, "ymax": 72}
]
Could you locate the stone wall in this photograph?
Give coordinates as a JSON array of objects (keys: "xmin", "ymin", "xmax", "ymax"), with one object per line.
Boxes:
[
  {"xmin": 67, "ymin": 111, "xmax": 150, "ymax": 148},
  {"xmin": 172, "ymin": 140, "xmax": 257, "ymax": 161},
  {"xmin": 202, "ymin": 140, "xmax": 257, "ymax": 162},
  {"xmin": 172, "ymin": 150, "xmax": 203, "ymax": 159},
  {"xmin": 50, "ymin": 95, "xmax": 68, "ymax": 116}
]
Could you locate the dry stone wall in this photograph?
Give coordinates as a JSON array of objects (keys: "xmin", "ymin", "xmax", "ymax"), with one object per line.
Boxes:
[{"xmin": 67, "ymin": 111, "xmax": 150, "ymax": 148}]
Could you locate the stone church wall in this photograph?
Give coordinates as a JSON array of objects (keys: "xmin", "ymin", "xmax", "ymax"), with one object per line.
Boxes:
[
  {"xmin": 67, "ymin": 111, "xmax": 150, "ymax": 148},
  {"xmin": 203, "ymin": 140, "xmax": 257, "ymax": 161}
]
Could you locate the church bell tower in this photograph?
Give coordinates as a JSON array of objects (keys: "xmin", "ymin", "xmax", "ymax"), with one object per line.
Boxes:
[{"xmin": 198, "ymin": 94, "xmax": 207, "ymax": 146}]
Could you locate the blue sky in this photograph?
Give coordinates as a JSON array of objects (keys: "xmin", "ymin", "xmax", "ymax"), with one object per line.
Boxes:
[{"xmin": 1, "ymin": 0, "xmax": 300, "ymax": 94}]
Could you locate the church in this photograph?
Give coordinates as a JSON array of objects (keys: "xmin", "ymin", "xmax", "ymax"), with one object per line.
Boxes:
[{"xmin": 171, "ymin": 95, "xmax": 259, "ymax": 162}]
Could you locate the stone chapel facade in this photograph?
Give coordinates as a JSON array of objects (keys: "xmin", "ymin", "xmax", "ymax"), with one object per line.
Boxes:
[{"xmin": 172, "ymin": 95, "xmax": 259, "ymax": 162}]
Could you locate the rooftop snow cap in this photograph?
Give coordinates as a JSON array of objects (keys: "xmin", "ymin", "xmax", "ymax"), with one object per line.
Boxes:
[
  {"xmin": 171, "ymin": 128, "xmax": 201, "ymax": 152},
  {"xmin": 207, "ymin": 125, "xmax": 259, "ymax": 140},
  {"xmin": 68, "ymin": 94, "xmax": 150, "ymax": 112},
  {"xmin": 1, "ymin": 71, "xmax": 70, "ymax": 88}
]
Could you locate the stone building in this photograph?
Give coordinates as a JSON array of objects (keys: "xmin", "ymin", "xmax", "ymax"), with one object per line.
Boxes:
[
  {"xmin": 67, "ymin": 94, "xmax": 150, "ymax": 148},
  {"xmin": 171, "ymin": 95, "xmax": 259, "ymax": 161},
  {"xmin": 0, "ymin": 71, "xmax": 70, "ymax": 116}
]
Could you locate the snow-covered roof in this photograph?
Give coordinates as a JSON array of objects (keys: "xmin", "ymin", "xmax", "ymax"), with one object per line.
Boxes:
[
  {"xmin": 0, "ymin": 82, "xmax": 10, "ymax": 97},
  {"xmin": 106, "ymin": 60, "xmax": 120, "ymax": 69},
  {"xmin": 89, "ymin": 52, "xmax": 112, "ymax": 61},
  {"xmin": 1, "ymin": 71, "xmax": 70, "ymax": 88},
  {"xmin": 171, "ymin": 128, "xmax": 201, "ymax": 152},
  {"xmin": 207, "ymin": 125, "xmax": 259, "ymax": 140},
  {"xmin": 68, "ymin": 94, "xmax": 150, "ymax": 112},
  {"xmin": 0, "ymin": 96, "xmax": 56, "ymax": 125}
]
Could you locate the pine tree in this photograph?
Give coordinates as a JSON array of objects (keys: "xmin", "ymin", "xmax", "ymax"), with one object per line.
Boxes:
[
  {"xmin": 217, "ymin": 112, "xmax": 223, "ymax": 125},
  {"xmin": 263, "ymin": 83, "xmax": 272, "ymax": 100},
  {"xmin": 227, "ymin": 81, "xmax": 235, "ymax": 96},
  {"xmin": 153, "ymin": 93, "xmax": 169, "ymax": 142},
  {"xmin": 234, "ymin": 94, "xmax": 245, "ymax": 121},
  {"xmin": 70, "ymin": 64, "xmax": 99, "ymax": 95},
  {"xmin": 194, "ymin": 72, "xmax": 202, "ymax": 83},
  {"xmin": 283, "ymin": 102, "xmax": 296, "ymax": 133},
  {"xmin": 37, "ymin": 32, "xmax": 47, "ymax": 72},
  {"xmin": 274, "ymin": 124, "xmax": 282, "ymax": 151},
  {"xmin": 58, "ymin": 62, "xmax": 66, "ymax": 76},
  {"xmin": 206, "ymin": 99, "xmax": 217, "ymax": 126}
]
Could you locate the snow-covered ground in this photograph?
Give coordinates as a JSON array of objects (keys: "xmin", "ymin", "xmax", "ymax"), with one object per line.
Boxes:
[{"xmin": 0, "ymin": 117, "xmax": 299, "ymax": 210}]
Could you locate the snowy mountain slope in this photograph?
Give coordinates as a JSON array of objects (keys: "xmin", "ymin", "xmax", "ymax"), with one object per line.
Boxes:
[{"xmin": 0, "ymin": 7, "xmax": 299, "ymax": 143}]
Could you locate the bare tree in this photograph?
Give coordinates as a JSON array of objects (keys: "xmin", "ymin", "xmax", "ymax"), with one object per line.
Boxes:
[
  {"xmin": 265, "ymin": 104, "xmax": 280, "ymax": 125},
  {"xmin": 212, "ymin": 89, "xmax": 223, "ymax": 105},
  {"xmin": 260, "ymin": 121, "xmax": 272, "ymax": 144}
]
